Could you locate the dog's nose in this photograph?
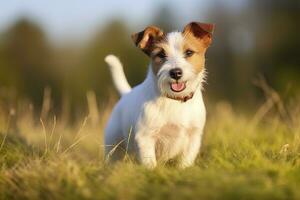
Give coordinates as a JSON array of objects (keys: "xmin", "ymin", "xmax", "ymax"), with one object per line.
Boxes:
[{"xmin": 169, "ymin": 68, "xmax": 183, "ymax": 80}]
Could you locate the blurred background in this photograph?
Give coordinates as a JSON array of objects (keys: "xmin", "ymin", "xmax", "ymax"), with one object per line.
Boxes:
[{"xmin": 0, "ymin": 0, "xmax": 299, "ymax": 122}]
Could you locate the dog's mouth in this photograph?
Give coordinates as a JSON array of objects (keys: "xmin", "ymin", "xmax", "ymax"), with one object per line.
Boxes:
[{"xmin": 170, "ymin": 82, "xmax": 186, "ymax": 92}]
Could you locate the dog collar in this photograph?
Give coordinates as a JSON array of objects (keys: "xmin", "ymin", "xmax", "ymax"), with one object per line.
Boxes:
[{"xmin": 166, "ymin": 92, "xmax": 194, "ymax": 102}]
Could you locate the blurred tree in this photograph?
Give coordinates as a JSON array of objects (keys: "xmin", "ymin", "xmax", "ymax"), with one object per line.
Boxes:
[
  {"xmin": 77, "ymin": 20, "xmax": 148, "ymax": 103},
  {"xmin": 199, "ymin": 0, "xmax": 300, "ymax": 105},
  {"xmin": 152, "ymin": 4, "xmax": 178, "ymax": 32},
  {"xmin": 204, "ymin": 4, "xmax": 240, "ymax": 103},
  {"xmin": 2, "ymin": 19, "xmax": 60, "ymax": 107},
  {"xmin": 252, "ymin": 0, "xmax": 300, "ymax": 95},
  {"xmin": 0, "ymin": 34, "xmax": 21, "ymax": 88}
]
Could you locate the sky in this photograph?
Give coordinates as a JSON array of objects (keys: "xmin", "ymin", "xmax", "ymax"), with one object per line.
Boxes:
[{"xmin": 0, "ymin": 0, "xmax": 246, "ymax": 42}]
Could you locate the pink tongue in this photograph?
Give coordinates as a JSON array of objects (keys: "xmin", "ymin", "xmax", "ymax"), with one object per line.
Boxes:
[{"xmin": 171, "ymin": 82, "xmax": 185, "ymax": 92}]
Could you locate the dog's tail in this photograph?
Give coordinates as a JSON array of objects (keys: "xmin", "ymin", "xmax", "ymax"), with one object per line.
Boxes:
[{"xmin": 105, "ymin": 55, "xmax": 131, "ymax": 96}]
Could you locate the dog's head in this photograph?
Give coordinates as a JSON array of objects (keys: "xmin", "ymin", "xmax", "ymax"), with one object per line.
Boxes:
[{"xmin": 132, "ymin": 22, "xmax": 215, "ymax": 101}]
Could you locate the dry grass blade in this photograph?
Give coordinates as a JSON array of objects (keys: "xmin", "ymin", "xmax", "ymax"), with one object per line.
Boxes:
[
  {"xmin": 40, "ymin": 118, "xmax": 48, "ymax": 154},
  {"xmin": 0, "ymin": 113, "xmax": 12, "ymax": 152},
  {"xmin": 252, "ymin": 74, "xmax": 293, "ymax": 130},
  {"xmin": 87, "ymin": 90, "xmax": 99, "ymax": 126},
  {"xmin": 40, "ymin": 87, "xmax": 52, "ymax": 120},
  {"xmin": 55, "ymin": 134, "xmax": 62, "ymax": 153},
  {"xmin": 74, "ymin": 116, "xmax": 89, "ymax": 140},
  {"xmin": 50, "ymin": 115, "xmax": 56, "ymax": 144},
  {"xmin": 104, "ymin": 139, "xmax": 125, "ymax": 163},
  {"xmin": 62, "ymin": 134, "xmax": 89, "ymax": 154},
  {"xmin": 124, "ymin": 126, "xmax": 133, "ymax": 162}
]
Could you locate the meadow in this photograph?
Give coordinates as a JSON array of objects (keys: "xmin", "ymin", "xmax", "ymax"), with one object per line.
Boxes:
[{"xmin": 0, "ymin": 90, "xmax": 299, "ymax": 200}]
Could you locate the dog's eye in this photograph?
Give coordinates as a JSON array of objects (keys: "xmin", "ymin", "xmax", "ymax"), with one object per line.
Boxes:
[
  {"xmin": 184, "ymin": 49, "xmax": 195, "ymax": 58},
  {"xmin": 156, "ymin": 50, "xmax": 167, "ymax": 59}
]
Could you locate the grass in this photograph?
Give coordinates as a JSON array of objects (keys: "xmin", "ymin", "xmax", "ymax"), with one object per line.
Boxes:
[{"xmin": 0, "ymin": 97, "xmax": 299, "ymax": 200}]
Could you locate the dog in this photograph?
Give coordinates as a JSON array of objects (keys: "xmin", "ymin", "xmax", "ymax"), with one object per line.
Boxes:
[{"xmin": 104, "ymin": 22, "xmax": 214, "ymax": 168}]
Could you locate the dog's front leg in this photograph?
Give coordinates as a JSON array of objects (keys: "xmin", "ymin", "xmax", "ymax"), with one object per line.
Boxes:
[
  {"xmin": 135, "ymin": 133, "xmax": 157, "ymax": 169},
  {"xmin": 179, "ymin": 132, "xmax": 202, "ymax": 168}
]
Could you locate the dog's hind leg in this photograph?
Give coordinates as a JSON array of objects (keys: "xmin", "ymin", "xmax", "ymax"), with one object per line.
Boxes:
[{"xmin": 104, "ymin": 116, "xmax": 126, "ymax": 162}]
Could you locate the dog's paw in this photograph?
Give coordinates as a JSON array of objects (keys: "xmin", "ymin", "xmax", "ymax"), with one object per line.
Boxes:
[
  {"xmin": 141, "ymin": 157, "xmax": 157, "ymax": 169},
  {"xmin": 178, "ymin": 160, "xmax": 194, "ymax": 169}
]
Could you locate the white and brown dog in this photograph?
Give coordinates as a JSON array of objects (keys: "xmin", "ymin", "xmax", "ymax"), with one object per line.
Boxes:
[{"xmin": 104, "ymin": 22, "xmax": 214, "ymax": 168}]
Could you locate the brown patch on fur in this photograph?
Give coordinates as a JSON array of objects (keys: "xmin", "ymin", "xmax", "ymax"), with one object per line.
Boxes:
[
  {"xmin": 183, "ymin": 22, "xmax": 215, "ymax": 47},
  {"xmin": 182, "ymin": 22, "xmax": 215, "ymax": 73},
  {"xmin": 182, "ymin": 32, "xmax": 206, "ymax": 73},
  {"xmin": 154, "ymin": 124, "xmax": 181, "ymax": 160},
  {"xmin": 131, "ymin": 26, "xmax": 165, "ymax": 56},
  {"xmin": 187, "ymin": 127, "xmax": 200, "ymax": 136},
  {"xmin": 150, "ymin": 41, "xmax": 169, "ymax": 75}
]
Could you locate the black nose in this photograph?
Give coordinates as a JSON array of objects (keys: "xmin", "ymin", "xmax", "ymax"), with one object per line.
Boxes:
[{"xmin": 169, "ymin": 68, "xmax": 183, "ymax": 80}]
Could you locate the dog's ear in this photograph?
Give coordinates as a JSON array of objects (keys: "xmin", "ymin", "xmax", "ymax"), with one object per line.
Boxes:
[
  {"xmin": 183, "ymin": 22, "xmax": 215, "ymax": 47},
  {"xmin": 131, "ymin": 26, "xmax": 164, "ymax": 56}
]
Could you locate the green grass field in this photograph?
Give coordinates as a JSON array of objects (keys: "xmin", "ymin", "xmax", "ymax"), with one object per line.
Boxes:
[{"xmin": 0, "ymin": 99, "xmax": 299, "ymax": 200}]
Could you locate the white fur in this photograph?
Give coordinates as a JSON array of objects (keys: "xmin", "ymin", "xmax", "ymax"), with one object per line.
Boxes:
[
  {"xmin": 104, "ymin": 32, "xmax": 206, "ymax": 168},
  {"xmin": 105, "ymin": 55, "xmax": 131, "ymax": 96}
]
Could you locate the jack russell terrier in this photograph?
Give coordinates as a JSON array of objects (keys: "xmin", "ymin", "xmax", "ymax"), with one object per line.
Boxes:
[{"xmin": 104, "ymin": 22, "xmax": 215, "ymax": 168}]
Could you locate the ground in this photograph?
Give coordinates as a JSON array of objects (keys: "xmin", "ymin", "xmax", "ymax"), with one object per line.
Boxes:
[{"xmin": 0, "ymin": 100, "xmax": 299, "ymax": 200}]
